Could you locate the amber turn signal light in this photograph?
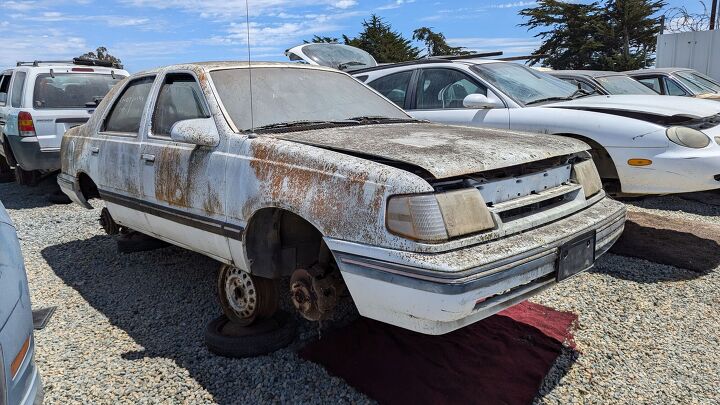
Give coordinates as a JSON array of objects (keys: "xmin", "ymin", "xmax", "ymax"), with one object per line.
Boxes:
[
  {"xmin": 10, "ymin": 336, "xmax": 30, "ymax": 379},
  {"xmin": 628, "ymin": 159, "xmax": 652, "ymax": 167}
]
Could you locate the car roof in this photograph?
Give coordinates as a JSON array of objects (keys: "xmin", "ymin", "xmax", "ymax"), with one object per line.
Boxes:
[
  {"xmin": 135, "ymin": 61, "xmax": 342, "ymax": 76},
  {"xmin": 625, "ymin": 67, "xmax": 693, "ymax": 75},
  {"xmin": 549, "ymin": 70, "xmax": 627, "ymax": 79},
  {"xmin": 352, "ymin": 57, "xmax": 507, "ymax": 74}
]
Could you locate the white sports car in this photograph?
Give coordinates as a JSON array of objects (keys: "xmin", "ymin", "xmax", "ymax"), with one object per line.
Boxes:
[{"xmin": 287, "ymin": 44, "xmax": 720, "ymax": 195}]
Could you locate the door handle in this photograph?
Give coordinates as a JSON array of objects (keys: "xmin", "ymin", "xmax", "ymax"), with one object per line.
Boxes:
[
  {"xmin": 90, "ymin": 147, "xmax": 99, "ymax": 155},
  {"xmin": 141, "ymin": 153, "xmax": 155, "ymax": 163}
]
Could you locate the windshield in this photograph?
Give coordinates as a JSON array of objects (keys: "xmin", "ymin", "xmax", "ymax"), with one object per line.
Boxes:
[
  {"xmin": 596, "ymin": 75, "xmax": 658, "ymax": 95},
  {"xmin": 676, "ymin": 70, "xmax": 720, "ymax": 94},
  {"xmin": 471, "ymin": 62, "xmax": 577, "ymax": 105},
  {"xmin": 33, "ymin": 73, "xmax": 124, "ymax": 109},
  {"xmin": 210, "ymin": 67, "xmax": 409, "ymax": 131},
  {"xmin": 301, "ymin": 44, "xmax": 377, "ymax": 71}
]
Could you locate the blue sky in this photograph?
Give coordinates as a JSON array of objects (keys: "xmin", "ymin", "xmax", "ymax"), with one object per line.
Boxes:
[{"xmin": 0, "ymin": 0, "xmax": 704, "ymax": 72}]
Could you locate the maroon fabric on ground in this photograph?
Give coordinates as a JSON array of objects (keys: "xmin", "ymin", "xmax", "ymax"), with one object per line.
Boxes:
[{"xmin": 299, "ymin": 301, "xmax": 577, "ymax": 405}]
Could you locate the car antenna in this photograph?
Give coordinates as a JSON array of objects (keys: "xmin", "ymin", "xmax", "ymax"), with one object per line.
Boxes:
[{"xmin": 245, "ymin": 0, "xmax": 255, "ymax": 132}]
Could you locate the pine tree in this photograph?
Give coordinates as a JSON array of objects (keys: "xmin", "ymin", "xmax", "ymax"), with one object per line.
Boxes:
[
  {"xmin": 412, "ymin": 27, "xmax": 471, "ymax": 57},
  {"xmin": 343, "ymin": 15, "xmax": 419, "ymax": 63},
  {"xmin": 598, "ymin": 0, "xmax": 665, "ymax": 70}
]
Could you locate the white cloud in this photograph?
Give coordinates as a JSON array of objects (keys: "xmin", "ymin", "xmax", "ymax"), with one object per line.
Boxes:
[
  {"xmin": 333, "ymin": 0, "xmax": 357, "ymax": 9},
  {"xmin": 491, "ymin": 1, "xmax": 536, "ymax": 8},
  {"xmin": 448, "ymin": 37, "xmax": 541, "ymax": 56},
  {"xmin": 377, "ymin": 0, "xmax": 415, "ymax": 10},
  {"xmin": 0, "ymin": 28, "xmax": 88, "ymax": 69},
  {"xmin": 121, "ymin": 0, "xmax": 360, "ymax": 18},
  {"xmin": 221, "ymin": 20, "xmax": 343, "ymax": 47}
]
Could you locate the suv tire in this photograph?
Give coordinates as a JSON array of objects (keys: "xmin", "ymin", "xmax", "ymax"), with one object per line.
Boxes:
[
  {"xmin": 15, "ymin": 167, "xmax": 41, "ymax": 186},
  {"xmin": 0, "ymin": 155, "xmax": 14, "ymax": 183}
]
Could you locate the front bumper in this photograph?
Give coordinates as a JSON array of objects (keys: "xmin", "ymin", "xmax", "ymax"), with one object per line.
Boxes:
[
  {"xmin": 327, "ymin": 197, "xmax": 626, "ymax": 335},
  {"xmin": 4, "ymin": 135, "xmax": 59, "ymax": 171}
]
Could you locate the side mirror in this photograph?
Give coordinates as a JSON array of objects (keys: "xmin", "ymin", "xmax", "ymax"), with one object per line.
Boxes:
[
  {"xmin": 170, "ymin": 118, "xmax": 220, "ymax": 147},
  {"xmin": 463, "ymin": 93, "xmax": 502, "ymax": 109}
]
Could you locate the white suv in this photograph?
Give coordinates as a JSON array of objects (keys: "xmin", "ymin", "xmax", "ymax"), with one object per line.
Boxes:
[{"xmin": 0, "ymin": 58, "xmax": 128, "ymax": 185}]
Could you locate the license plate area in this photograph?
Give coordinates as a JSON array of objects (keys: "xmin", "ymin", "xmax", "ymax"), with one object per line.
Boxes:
[{"xmin": 557, "ymin": 231, "xmax": 596, "ymax": 281}]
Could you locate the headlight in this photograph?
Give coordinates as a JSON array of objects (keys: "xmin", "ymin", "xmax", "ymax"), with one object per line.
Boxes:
[
  {"xmin": 572, "ymin": 159, "xmax": 602, "ymax": 198},
  {"xmin": 666, "ymin": 126, "xmax": 710, "ymax": 149},
  {"xmin": 386, "ymin": 189, "xmax": 495, "ymax": 242}
]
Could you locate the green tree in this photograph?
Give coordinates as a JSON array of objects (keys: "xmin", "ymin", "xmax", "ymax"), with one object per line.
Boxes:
[
  {"xmin": 77, "ymin": 46, "xmax": 122, "ymax": 67},
  {"xmin": 304, "ymin": 35, "xmax": 339, "ymax": 44},
  {"xmin": 412, "ymin": 27, "xmax": 471, "ymax": 57},
  {"xmin": 520, "ymin": 0, "xmax": 665, "ymax": 71},
  {"xmin": 343, "ymin": 15, "xmax": 419, "ymax": 63}
]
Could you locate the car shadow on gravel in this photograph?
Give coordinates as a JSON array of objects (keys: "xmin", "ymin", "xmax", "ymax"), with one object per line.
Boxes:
[
  {"xmin": 0, "ymin": 175, "xmax": 62, "ymax": 210},
  {"xmin": 626, "ymin": 191, "xmax": 720, "ymax": 218},
  {"xmin": 40, "ymin": 235, "xmax": 367, "ymax": 403}
]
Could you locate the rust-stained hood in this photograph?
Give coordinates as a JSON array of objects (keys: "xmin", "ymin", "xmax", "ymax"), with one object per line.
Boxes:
[{"xmin": 266, "ymin": 123, "xmax": 589, "ymax": 179}]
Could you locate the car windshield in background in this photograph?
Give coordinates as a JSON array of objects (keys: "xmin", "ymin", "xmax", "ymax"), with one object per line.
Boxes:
[
  {"xmin": 676, "ymin": 71, "xmax": 720, "ymax": 94},
  {"xmin": 210, "ymin": 67, "xmax": 408, "ymax": 132},
  {"xmin": 33, "ymin": 73, "xmax": 124, "ymax": 109},
  {"xmin": 302, "ymin": 44, "xmax": 377, "ymax": 71},
  {"xmin": 596, "ymin": 75, "xmax": 658, "ymax": 95},
  {"xmin": 471, "ymin": 62, "xmax": 577, "ymax": 105}
]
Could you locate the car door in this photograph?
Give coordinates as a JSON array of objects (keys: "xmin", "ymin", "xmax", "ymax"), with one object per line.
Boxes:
[
  {"xmin": 366, "ymin": 70, "xmax": 414, "ymax": 109},
  {"xmin": 407, "ymin": 68, "xmax": 510, "ymax": 128},
  {"xmin": 0, "ymin": 72, "xmax": 13, "ymax": 156},
  {"xmin": 95, "ymin": 75, "xmax": 156, "ymax": 232},
  {"xmin": 139, "ymin": 71, "xmax": 231, "ymax": 260}
]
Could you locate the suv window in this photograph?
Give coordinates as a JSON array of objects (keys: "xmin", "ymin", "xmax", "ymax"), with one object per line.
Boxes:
[
  {"xmin": 11, "ymin": 71, "xmax": 26, "ymax": 107},
  {"xmin": 367, "ymin": 71, "xmax": 413, "ymax": 107},
  {"xmin": 664, "ymin": 78, "xmax": 688, "ymax": 96},
  {"xmin": 103, "ymin": 76, "xmax": 155, "ymax": 134},
  {"xmin": 415, "ymin": 68, "xmax": 487, "ymax": 109},
  {"xmin": 636, "ymin": 77, "xmax": 661, "ymax": 93},
  {"xmin": 33, "ymin": 73, "xmax": 124, "ymax": 109},
  {"xmin": 151, "ymin": 73, "xmax": 208, "ymax": 137},
  {"xmin": 0, "ymin": 74, "xmax": 11, "ymax": 105}
]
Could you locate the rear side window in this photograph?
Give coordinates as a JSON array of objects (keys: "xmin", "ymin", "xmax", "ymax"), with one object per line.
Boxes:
[
  {"xmin": 151, "ymin": 73, "xmax": 208, "ymax": 137},
  {"xmin": 367, "ymin": 71, "xmax": 413, "ymax": 107},
  {"xmin": 11, "ymin": 71, "xmax": 26, "ymax": 107},
  {"xmin": 0, "ymin": 74, "xmax": 11, "ymax": 105},
  {"xmin": 33, "ymin": 73, "xmax": 124, "ymax": 109},
  {"xmin": 103, "ymin": 76, "xmax": 155, "ymax": 134},
  {"xmin": 636, "ymin": 77, "xmax": 661, "ymax": 93}
]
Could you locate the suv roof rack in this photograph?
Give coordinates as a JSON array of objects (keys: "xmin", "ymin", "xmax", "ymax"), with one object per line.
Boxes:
[
  {"xmin": 16, "ymin": 58, "xmax": 122, "ymax": 69},
  {"xmin": 351, "ymin": 51, "xmax": 505, "ymax": 74}
]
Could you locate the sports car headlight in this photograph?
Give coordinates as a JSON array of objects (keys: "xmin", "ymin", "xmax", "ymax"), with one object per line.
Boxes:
[
  {"xmin": 572, "ymin": 159, "xmax": 602, "ymax": 198},
  {"xmin": 666, "ymin": 126, "xmax": 710, "ymax": 149},
  {"xmin": 386, "ymin": 189, "xmax": 495, "ymax": 242}
]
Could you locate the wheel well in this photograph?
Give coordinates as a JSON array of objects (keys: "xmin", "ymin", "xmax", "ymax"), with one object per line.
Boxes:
[
  {"xmin": 78, "ymin": 172, "xmax": 100, "ymax": 201},
  {"xmin": 244, "ymin": 208, "xmax": 325, "ymax": 279},
  {"xmin": 558, "ymin": 133, "xmax": 620, "ymax": 184},
  {"xmin": 1, "ymin": 134, "xmax": 17, "ymax": 167}
]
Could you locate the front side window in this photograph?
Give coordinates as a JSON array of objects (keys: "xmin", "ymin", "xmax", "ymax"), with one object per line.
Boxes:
[
  {"xmin": 595, "ymin": 75, "xmax": 658, "ymax": 95},
  {"xmin": 103, "ymin": 76, "xmax": 155, "ymax": 134},
  {"xmin": 367, "ymin": 71, "xmax": 413, "ymax": 107},
  {"xmin": 0, "ymin": 74, "xmax": 12, "ymax": 105},
  {"xmin": 664, "ymin": 78, "xmax": 688, "ymax": 96},
  {"xmin": 415, "ymin": 68, "xmax": 487, "ymax": 109},
  {"xmin": 151, "ymin": 73, "xmax": 208, "ymax": 137},
  {"xmin": 636, "ymin": 77, "xmax": 661, "ymax": 93},
  {"xmin": 471, "ymin": 62, "xmax": 576, "ymax": 105},
  {"xmin": 33, "ymin": 73, "xmax": 124, "ymax": 109},
  {"xmin": 210, "ymin": 67, "xmax": 408, "ymax": 131},
  {"xmin": 11, "ymin": 71, "xmax": 26, "ymax": 107}
]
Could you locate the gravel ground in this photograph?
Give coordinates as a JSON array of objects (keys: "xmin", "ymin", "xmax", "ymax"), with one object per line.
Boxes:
[{"xmin": 2, "ymin": 179, "xmax": 719, "ymax": 404}]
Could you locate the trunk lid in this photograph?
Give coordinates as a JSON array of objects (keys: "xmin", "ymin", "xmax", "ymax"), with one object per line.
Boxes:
[
  {"xmin": 285, "ymin": 43, "xmax": 378, "ymax": 72},
  {"xmin": 267, "ymin": 122, "xmax": 589, "ymax": 179},
  {"xmin": 32, "ymin": 113, "xmax": 91, "ymax": 150}
]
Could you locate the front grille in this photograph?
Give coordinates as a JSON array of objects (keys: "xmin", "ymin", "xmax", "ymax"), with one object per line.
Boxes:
[{"xmin": 498, "ymin": 194, "xmax": 568, "ymax": 221}]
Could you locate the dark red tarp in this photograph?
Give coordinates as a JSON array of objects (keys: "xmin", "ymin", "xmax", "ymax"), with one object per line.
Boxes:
[{"xmin": 299, "ymin": 301, "xmax": 577, "ymax": 405}]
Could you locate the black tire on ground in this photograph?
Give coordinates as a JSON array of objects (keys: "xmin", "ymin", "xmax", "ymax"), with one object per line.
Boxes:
[
  {"xmin": 218, "ymin": 265, "xmax": 279, "ymax": 326},
  {"xmin": 15, "ymin": 167, "xmax": 41, "ymax": 186},
  {"xmin": 204, "ymin": 311, "xmax": 297, "ymax": 358},
  {"xmin": 0, "ymin": 155, "xmax": 14, "ymax": 183}
]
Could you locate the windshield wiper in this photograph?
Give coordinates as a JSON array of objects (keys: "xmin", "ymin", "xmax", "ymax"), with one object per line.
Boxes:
[
  {"xmin": 525, "ymin": 96, "xmax": 572, "ymax": 105},
  {"xmin": 346, "ymin": 116, "xmax": 419, "ymax": 124},
  {"xmin": 250, "ymin": 120, "xmax": 358, "ymax": 133}
]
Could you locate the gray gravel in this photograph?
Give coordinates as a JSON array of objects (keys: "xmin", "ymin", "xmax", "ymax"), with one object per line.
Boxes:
[{"xmin": 2, "ymin": 178, "xmax": 719, "ymax": 404}]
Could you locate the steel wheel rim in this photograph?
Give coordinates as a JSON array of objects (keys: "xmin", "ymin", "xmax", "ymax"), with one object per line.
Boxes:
[{"xmin": 224, "ymin": 267, "xmax": 257, "ymax": 319}]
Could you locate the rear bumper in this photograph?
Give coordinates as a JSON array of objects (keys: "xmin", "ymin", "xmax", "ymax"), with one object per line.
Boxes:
[
  {"xmin": 57, "ymin": 173, "xmax": 91, "ymax": 209},
  {"xmin": 327, "ymin": 197, "xmax": 626, "ymax": 335},
  {"xmin": 4, "ymin": 135, "xmax": 59, "ymax": 171}
]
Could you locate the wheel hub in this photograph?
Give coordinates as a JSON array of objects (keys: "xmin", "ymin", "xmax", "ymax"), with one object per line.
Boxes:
[{"xmin": 225, "ymin": 267, "xmax": 257, "ymax": 319}]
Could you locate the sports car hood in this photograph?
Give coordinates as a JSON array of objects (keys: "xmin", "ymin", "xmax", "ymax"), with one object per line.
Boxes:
[
  {"xmin": 267, "ymin": 123, "xmax": 589, "ymax": 179},
  {"xmin": 546, "ymin": 95, "xmax": 720, "ymax": 118}
]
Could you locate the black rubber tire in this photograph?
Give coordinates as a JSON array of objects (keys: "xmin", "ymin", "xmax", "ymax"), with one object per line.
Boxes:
[
  {"xmin": 15, "ymin": 167, "xmax": 41, "ymax": 186},
  {"xmin": 0, "ymin": 154, "xmax": 14, "ymax": 183},
  {"xmin": 205, "ymin": 311, "xmax": 297, "ymax": 358}
]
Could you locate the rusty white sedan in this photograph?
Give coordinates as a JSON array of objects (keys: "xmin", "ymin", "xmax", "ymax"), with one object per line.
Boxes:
[{"xmin": 58, "ymin": 62, "xmax": 625, "ymax": 335}]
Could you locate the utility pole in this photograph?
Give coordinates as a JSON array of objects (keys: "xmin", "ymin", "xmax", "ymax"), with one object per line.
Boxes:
[{"xmin": 711, "ymin": 0, "xmax": 718, "ymax": 30}]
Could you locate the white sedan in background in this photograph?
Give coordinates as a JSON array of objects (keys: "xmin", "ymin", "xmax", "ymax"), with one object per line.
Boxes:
[{"xmin": 288, "ymin": 44, "xmax": 720, "ymax": 196}]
